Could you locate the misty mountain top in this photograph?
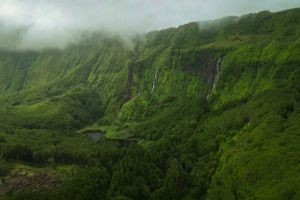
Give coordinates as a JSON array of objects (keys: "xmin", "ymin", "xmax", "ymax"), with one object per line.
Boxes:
[{"xmin": 0, "ymin": 0, "xmax": 299, "ymax": 50}]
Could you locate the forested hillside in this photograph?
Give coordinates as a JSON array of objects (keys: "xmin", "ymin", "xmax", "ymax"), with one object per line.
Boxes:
[{"xmin": 0, "ymin": 8, "xmax": 299, "ymax": 200}]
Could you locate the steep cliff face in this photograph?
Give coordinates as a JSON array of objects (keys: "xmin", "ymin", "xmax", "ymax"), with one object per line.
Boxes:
[
  {"xmin": 0, "ymin": 8, "xmax": 299, "ymax": 199},
  {"xmin": 0, "ymin": 22, "xmax": 225, "ymax": 125},
  {"xmin": 0, "ymin": 35, "xmax": 134, "ymax": 124}
]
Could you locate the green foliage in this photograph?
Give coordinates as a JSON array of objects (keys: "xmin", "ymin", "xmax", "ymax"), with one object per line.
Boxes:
[
  {"xmin": 0, "ymin": 161, "xmax": 10, "ymax": 176},
  {"xmin": 0, "ymin": 88, "xmax": 103, "ymax": 130}
]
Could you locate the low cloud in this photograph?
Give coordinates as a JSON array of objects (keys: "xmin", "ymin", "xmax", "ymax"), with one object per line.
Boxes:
[{"xmin": 0, "ymin": 0, "xmax": 299, "ymax": 50}]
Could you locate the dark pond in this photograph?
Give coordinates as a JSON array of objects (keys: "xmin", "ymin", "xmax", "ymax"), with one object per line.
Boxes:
[{"xmin": 84, "ymin": 130, "xmax": 105, "ymax": 140}]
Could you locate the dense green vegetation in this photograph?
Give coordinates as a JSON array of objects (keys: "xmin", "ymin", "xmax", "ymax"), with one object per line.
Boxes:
[{"xmin": 0, "ymin": 8, "xmax": 299, "ymax": 200}]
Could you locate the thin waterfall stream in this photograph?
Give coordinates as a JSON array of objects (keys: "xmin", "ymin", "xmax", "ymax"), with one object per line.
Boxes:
[
  {"xmin": 151, "ymin": 66, "xmax": 159, "ymax": 93},
  {"xmin": 207, "ymin": 58, "xmax": 221, "ymax": 100}
]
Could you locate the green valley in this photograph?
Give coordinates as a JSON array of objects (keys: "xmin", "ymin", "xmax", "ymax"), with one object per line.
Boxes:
[{"xmin": 0, "ymin": 7, "xmax": 299, "ymax": 200}]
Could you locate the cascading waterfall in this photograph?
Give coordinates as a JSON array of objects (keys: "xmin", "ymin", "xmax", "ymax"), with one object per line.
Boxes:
[
  {"xmin": 207, "ymin": 57, "xmax": 221, "ymax": 100},
  {"xmin": 151, "ymin": 66, "xmax": 159, "ymax": 93},
  {"xmin": 212, "ymin": 57, "xmax": 221, "ymax": 90}
]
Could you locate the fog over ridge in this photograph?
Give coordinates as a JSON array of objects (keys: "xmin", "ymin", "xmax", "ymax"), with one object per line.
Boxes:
[{"xmin": 0, "ymin": 0, "xmax": 299, "ymax": 50}]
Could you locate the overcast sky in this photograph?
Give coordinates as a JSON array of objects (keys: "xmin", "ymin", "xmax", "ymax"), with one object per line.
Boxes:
[{"xmin": 0, "ymin": 0, "xmax": 299, "ymax": 49}]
